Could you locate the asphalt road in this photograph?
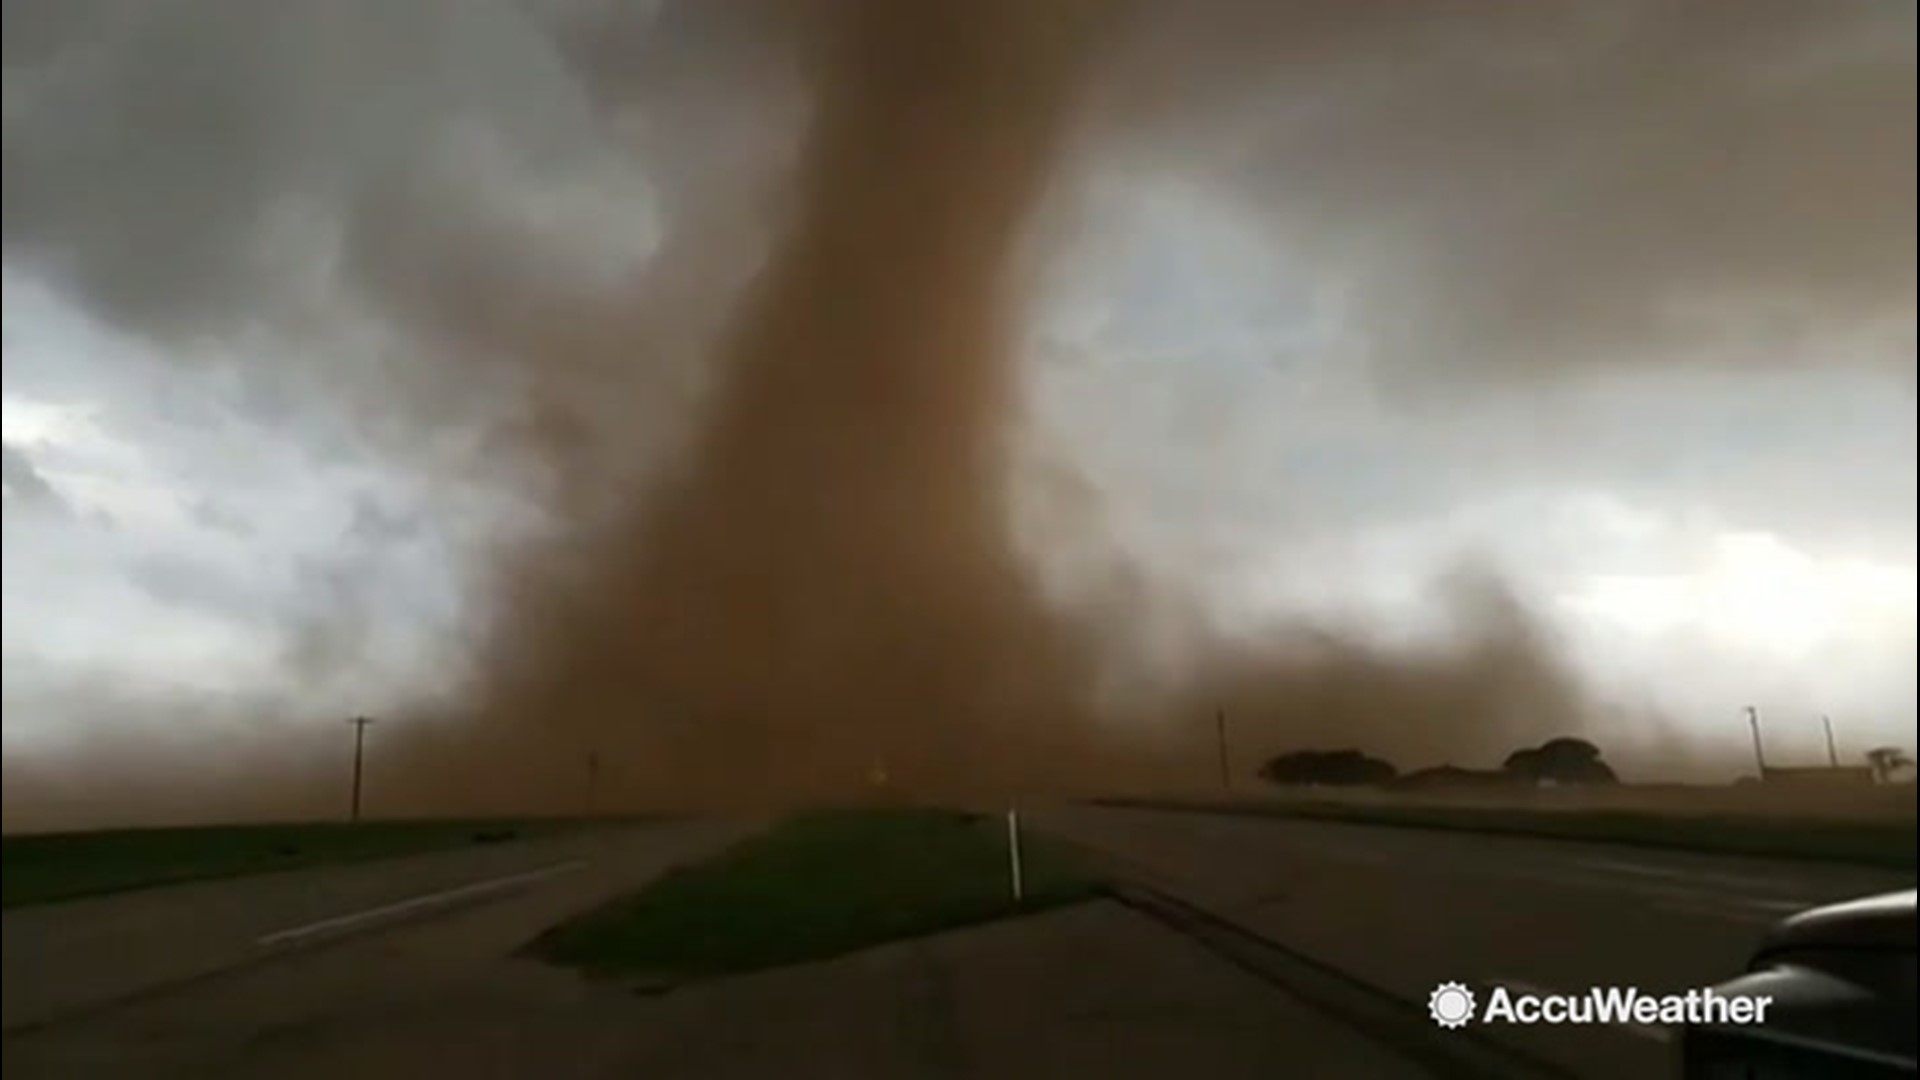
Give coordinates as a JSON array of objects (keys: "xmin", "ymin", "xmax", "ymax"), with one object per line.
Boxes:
[
  {"xmin": 1, "ymin": 820, "xmax": 754, "ymax": 1032},
  {"xmin": 5, "ymin": 809, "xmax": 1910, "ymax": 1079},
  {"xmin": 1034, "ymin": 804, "xmax": 1917, "ymax": 1080},
  {"xmin": 3, "ymin": 815, "xmax": 1434, "ymax": 1080}
]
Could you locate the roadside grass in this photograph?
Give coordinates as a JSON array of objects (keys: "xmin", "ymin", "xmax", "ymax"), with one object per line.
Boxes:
[
  {"xmin": 1094, "ymin": 797, "xmax": 1918, "ymax": 870},
  {"xmin": 1, "ymin": 818, "xmax": 597, "ymax": 909},
  {"xmin": 531, "ymin": 808, "xmax": 1102, "ymax": 981}
]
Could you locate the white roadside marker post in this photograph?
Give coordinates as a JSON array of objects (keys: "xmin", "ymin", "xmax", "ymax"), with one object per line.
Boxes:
[{"xmin": 1006, "ymin": 805, "xmax": 1025, "ymax": 904}]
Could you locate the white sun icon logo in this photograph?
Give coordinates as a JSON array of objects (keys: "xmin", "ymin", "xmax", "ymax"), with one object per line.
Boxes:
[{"xmin": 1428, "ymin": 982, "xmax": 1477, "ymax": 1029}]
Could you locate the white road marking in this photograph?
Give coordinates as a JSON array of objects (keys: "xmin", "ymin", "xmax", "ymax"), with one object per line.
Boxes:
[
  {"xmin": 1570, "ymin": 856, "xmax": 1815, "ymax": 896},
  {"xmin": 1613, "ymin": 881, "xmax": 1814, "ymax": 914},
  {"xmin": 255, "ymin": 860, "xmax": 586, "ymax": 948},
  {"xmin": 1505, "ymin": 858, "xmax": 1823, "ymax": 917},
  {"xmin": 1267, "ymin": 841, "xmax": 1825, "ymax": 919},
  {"xmin": 1490, "ymin": 978, "xmax": 1674, "ymax": 1043},
  {"xmin": 1646, "ymin": 897, "xmax": 1783, "ymax": 925},
  {"xmin": 1735, "ymin": 896, "xmax": 1818, "ymax": 913}
]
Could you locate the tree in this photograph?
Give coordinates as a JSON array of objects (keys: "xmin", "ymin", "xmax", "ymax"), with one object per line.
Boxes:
[
  {"xmin": 1865, "ymin": 746, "xmax": 1915, "ymax": 783},
  {"xmin": 1501, "ymin": 747, "xmax": 1545, "ymax": 776},
  {"xmin": 1259, "ymin": 748, "xmax": 1398, "ymax": 787},
  {"xmin": 1538, "ymin": 737, "xmax": 1602, "ymax": 763},
  {"xmin": 1392, "ymin": 765, "xmax": 1509, "ymax": 790},
  {"xmin": 1502, "ymin": 737, "xmax": 1618, "ymax": 785}
]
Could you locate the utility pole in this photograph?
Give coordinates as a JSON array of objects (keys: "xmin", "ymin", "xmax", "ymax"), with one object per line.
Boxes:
[
  {"xmin": 1216, "ymin": 708, "xmax": 1232, "ymax": 791},
  {"xmin": 347, "ymin": 716, "xmax": 375, "ymax": 822},
  {"xmin": 1821, "ymin": 715, "xmax": 1839, "ymax": 769},
  {"xmin": 1744, "ymin": 706, "xmax": 1767, "ymax": 778}
]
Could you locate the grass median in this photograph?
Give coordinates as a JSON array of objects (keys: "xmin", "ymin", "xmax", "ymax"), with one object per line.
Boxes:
[
  {"xmin": 1095, "ymin": 797, "xmax": 1918, "ymax": 869},
  {"xmin": 531, "ymin": 808, "xmax": 1102, "ymax": 981},
  {"xmin": 2, "ymin": 818, "xmax": 589, "ymax": 909}
]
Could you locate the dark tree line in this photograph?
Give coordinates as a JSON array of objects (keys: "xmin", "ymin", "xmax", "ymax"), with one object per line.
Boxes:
[
  {"xmin": 1258, "ymin": 736, "xmax": 1620, "ymax": 789},
  {"xmin": 1257, "ymin": 749, "xmax": 1398, "ymax": 787}
]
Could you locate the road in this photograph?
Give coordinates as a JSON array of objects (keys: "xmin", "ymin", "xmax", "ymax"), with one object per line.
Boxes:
[
  {"xmin": 4, "ymin": 808, "xmax": 1911, "ymax": 1078},
  {"xmin": 2, "ymin": 815, "xmax": 1433, "ymax": 1080},
  {"xmin": 2, "ymin": 820, "xmax": 755, "ymax": 1033},
  {"xmin": 1036, "ymin": 804, "xmax": 1916, "ymax": 1079}
]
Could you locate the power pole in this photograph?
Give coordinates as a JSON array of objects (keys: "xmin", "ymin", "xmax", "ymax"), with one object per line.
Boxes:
[
  {"xmin": 1744, "ymin": 706, "xmax": 1767, "ymax": 778},
  {"xmin": 1216, "ymin": 708, "xmax": 1231, "ymax": 791},
  {"xmin": 1821, "ymin": 715, "xmax": 1839, "ymax": 769},
  {"xmin": 347, "ymin": 716, "xmax": 375, "ymax": 822}
]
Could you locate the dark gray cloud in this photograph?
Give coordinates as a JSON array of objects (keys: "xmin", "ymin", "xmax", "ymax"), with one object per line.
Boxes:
[
  {"xmin": 344, "ymin": 493, "xmax": 424, "ymax": 547},
  {"xmin": 7, "ymin": 1, "xmax": 1908, "ymax": 411},
  {"xmin": 189, "ymin": 498, "xmax": 254, "ymax": 538},
  {"xmin": 4, "ymin": 0, "xmax": 604, "ymax": 333},
  {"xmin": 123, "ymin": 552, "xmax": 275, "ymax": 624},
  {"xmin": 1, "ymin": 443, "xmax": 70, "ymax": 515},
  {"xmin": 1087, "ymin": 0, "xmax": 1915, "ymax": 386}
]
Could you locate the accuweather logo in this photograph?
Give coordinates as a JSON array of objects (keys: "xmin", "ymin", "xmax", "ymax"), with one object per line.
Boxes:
[
  {"xmin": 1429, "ymin": 982, "xmax": 1478, "ymax": 1029},
  {"xmin": 1428, "ymin": 981, "xmax": 1773, "ymax": 1028}
]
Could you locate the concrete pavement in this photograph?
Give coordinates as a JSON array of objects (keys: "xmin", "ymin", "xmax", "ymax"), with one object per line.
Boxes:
[
  {"xmin": 2, "ymin": 820, "xmax": 756, "ymax": 1031},
  {"xmin": 1035, "ymin": 804, "xmax": 1917, "ymax": 1080},
  {"xmin": 8, "ymin": 807, "xmax": 1910, "ymax": 1079},
  {"xmin": 5, "ymin": 872, "xmax": 1431, "ymax": 1078}
]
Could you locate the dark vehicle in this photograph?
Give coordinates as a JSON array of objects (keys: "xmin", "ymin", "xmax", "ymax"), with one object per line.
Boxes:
[{"xmin": 1681, "ymin": 888, "xmax": 1916, "ymax": 1078}]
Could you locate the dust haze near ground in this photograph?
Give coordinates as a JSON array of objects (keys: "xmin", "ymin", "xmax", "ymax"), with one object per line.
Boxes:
[{"xmin": 3, "ymin": 0, "xmax": 1913, "ymax": 825}]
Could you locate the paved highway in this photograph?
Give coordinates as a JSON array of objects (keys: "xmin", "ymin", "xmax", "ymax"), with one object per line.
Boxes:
[
  {"xmin": 2, "ymin": 820, "xmax": 754, "ymax": 1033},
  {"xmin": 1035, "ymin": 804, "xmax": 1916, "ymax": 1080},
  {"xmin": 5, "ymin": 809, "xmax": 1910, "ymax": 1078},
  {"xmin": 3, "ymin": 816, "xmax": 1430, "ymax": 1080}
]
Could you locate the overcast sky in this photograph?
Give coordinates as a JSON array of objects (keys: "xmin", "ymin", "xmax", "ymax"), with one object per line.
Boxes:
[{"xmin": 3, "ymin": 0, "xmax": 1914, "ymax": 783}]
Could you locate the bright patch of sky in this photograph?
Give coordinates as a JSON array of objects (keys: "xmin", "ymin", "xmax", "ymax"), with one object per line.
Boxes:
[{"xmin": 4, "ymin": 266, "xmax": 475, "ymax": 731}]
